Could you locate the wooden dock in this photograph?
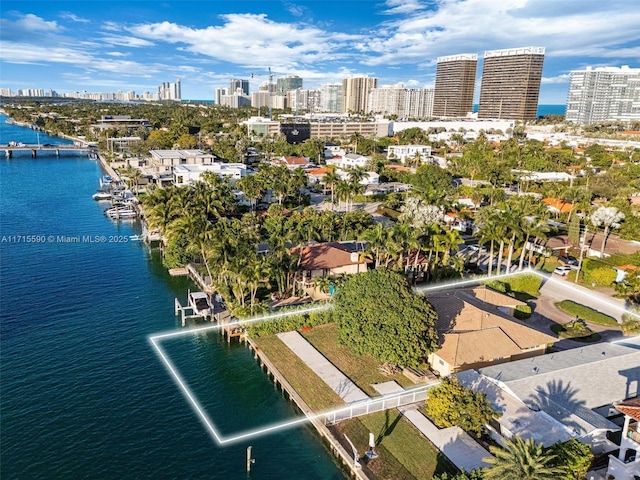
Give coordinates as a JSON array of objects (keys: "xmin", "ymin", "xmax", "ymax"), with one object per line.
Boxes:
[{"xmin": 246, "ymin": 337, "xmax": 371, "ymax": 480}]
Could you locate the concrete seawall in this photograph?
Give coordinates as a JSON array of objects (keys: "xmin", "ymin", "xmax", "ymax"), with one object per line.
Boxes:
[{"xmin": 246, "ymin": 336, "xmax": 370, "ymax": 480}]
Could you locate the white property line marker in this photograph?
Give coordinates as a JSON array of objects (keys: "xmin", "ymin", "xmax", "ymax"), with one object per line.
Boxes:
[{"xmin": 149, "ymin": 270, "xmax": 639, "ymax": 445}]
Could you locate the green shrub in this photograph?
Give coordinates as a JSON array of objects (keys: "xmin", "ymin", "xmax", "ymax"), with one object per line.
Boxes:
[
  {"xmin": 621, "ymin": 319, "xmax": 640, "ymax": 336},
  {"xmin": 245, "ymin": 305, "xmax": 333, "ymax": 337},
  {"xmin": 555, "ymin": 300, "xmax": 618, "ymax": 326},
  {"xmin": 583, "ymin": 266, "xmax": 616, "ymax": 287},
  {"xmin": 514, "ymin": 304, "xmax": 532, "ymax": 319}
]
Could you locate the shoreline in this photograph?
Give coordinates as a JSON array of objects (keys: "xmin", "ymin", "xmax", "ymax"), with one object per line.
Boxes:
[
  {"xmin": 246, "ymin": 335, "xmax": 370, "ymax": 480},
  {"xmin": 182, "ymin": 266, "xmax": 368, "ymax": 479}
]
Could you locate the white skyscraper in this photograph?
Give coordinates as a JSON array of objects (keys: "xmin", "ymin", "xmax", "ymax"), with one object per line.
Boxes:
[
  {"xmin": 342, "ymin": 76, "xmax": 378, "ymax": 113},
  {"xmin": 566, "ymin": 65, "xmax": 640, "ymax": 124},
  {"xmin": 368, "ymin": 84, "xmax": 434, "ymax": 118},
  {"xmin": 320, "ymin": 83, "xmax": 343, "ymax": 113}
]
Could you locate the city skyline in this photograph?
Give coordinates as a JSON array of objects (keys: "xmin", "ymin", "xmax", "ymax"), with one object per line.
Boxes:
[{"xmin": 1, "ymin": 1, "xmax": 639, "ymax": 104}]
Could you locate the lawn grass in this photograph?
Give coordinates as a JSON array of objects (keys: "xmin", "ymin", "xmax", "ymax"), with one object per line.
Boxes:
[
  {"xmin": 250, "ymin": 335, "xmax": 344, "ymax": 411},
  {"xmin": 331, "ymin": 411, "xmax": 457, "ymax": 480},
  {"xmin": 555, "ymin": 300, "xmax": 619, "ymax": 326},
  {"xmin": 550, "ymin": 322, "xmax": 601, "ymax": 343},
  {"xmin": 301, "ymin": 323, "xmax": 416, "ymax": 396},
  {"xmin": 485, "ymin": 272, "xmax": 542, "ymax": 301}
]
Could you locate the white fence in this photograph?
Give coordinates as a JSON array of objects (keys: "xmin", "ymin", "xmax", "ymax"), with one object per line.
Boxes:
[{"xmin": 323, "ymin": 384, "xmax": 438, "ymax": 425}]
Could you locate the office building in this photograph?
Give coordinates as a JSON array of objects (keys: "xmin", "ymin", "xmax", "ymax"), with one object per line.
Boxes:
[
  {"xmin": 368, "ymin": 84, "xmax": 434, "ymax": 118},
  {"xmin": 320, "ymin": 83, "xmax": 343, "ymax": 113},
  {"xmin": 230, "ymin": 79, "xmax": 250, "ymax": 96},
  {"xmin": 478, "ymin": 47, "xmax": 544, "ymax": 120},
  {"xmin": 566, "ymin": 66, "xmax": 640, "ymax": 124},
  {"xmin": 433, "ymin": 54, "xmax": 477, "ymax": 117},
  {"xmin": 276, "ymin": 75, "xmax": 303, "ymax": 95},
  {"xmin": 342, "ymin": 75, "xmax": 378, "ymax": 113}
]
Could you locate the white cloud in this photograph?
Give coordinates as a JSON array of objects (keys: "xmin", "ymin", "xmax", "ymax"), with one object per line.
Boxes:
[
  {"xmin": 105, "ymin": 51, "xmax": 130, "ymax": 57},
  {"xmin": 126, "ymin": 14, "xmax": 363, "ymax": 70},
  {"xmin": 100, "ymin": 35, "xmax": 154, "ymax": 48},
  {"xmin": 15, "ymin": 13, "xmax": 59, "ymax": 32},
  {"xmin": 358, "ymin": 0, "xmax": 640, "ymax": 67},
  {"xmin": 0, "ymin": 41, "xmax": 160, "ymax": 75},
  {"xmin": 60, "ymin": 12, "xmax": 90, "ymax": 23},
  {"xmin": 541, "ymin": 74, "xmax": 571, "ymax": 85},
  {"xmin": 381, "ymin": 0, "xmax": 429, "ymax": 15}
]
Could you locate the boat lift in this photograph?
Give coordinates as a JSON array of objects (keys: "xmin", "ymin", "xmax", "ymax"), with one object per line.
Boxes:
[{"xmin": 174, "ymin": 289, "xmax": 214, "ymax": 326}]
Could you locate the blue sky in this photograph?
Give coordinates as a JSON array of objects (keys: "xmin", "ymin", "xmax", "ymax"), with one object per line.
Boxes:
[{"xmin": 1, "ymin": 0, "xmax": 639, "ymax": 104}]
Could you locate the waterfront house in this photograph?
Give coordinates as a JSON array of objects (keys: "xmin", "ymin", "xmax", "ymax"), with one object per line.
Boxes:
[
  {"xmin": 291, "ymin": 241, "xmax": 369, "ymax": 291},
  {"xmin": 173, "ymin": 163, "xmax": 248, "ymax": 186},
  {"xmin": 149, "ymin": 149, "xmax": 217, "ymax": 171},
  {"xmin": 426, "ymin": 287, "xmax": 554, "ymax": 376},
  {"xmin": 606, "ymin": 398, "xmax": 640, "ymax": 480},
  {"xmin": 476, "ymin": 337, "xmax": 640, "ymax": 457}
]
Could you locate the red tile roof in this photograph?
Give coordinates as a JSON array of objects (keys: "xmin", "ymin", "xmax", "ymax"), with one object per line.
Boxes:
[
  {"xmin": 291, "ymin": 242, "xmax": 369, "ymax": 271},
  {"xmin": 615, "ymin": 398, "xmax": 640, "ymax": 421},
  {"xmin": 543, "ymin": 197, "xmax": 573, "ymax": 213}
]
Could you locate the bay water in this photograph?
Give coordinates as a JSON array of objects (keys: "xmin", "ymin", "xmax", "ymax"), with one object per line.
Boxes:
[{"xmin": 0, "ymin": 114, "xmax": 346, "ymax": 479}]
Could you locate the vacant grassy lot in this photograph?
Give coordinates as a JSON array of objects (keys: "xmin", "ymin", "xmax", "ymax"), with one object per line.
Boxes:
[
  {"xmin": 331, "ymin": 410, "xmax": 456, "ymax": 480},
  {"xmin": 555, "ymin": 300, "xmax": 619, "ymax": 326},
  {"xmin": 250, "ymin": 335, "xmax": 344, "ymax": 411},
  {"xmin": 301, "ymin": 323, "xmax": 416, "ymax": 396}
]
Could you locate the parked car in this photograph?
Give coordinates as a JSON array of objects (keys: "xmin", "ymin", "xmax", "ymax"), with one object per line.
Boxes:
[
  {"xmin": 468, "ymin": 244, "xmax": 487, "ymax": 253},
  {"xmin": 558, "ymin": 255, "xmax": 579, "ymax": 267},
  {"xmin": 553, "ymin": 265, "xmax": 572, "ymax": 276}
]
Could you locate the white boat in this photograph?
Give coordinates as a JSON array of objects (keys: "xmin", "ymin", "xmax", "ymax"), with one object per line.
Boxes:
[
  {"xmin": 188, "ymin": 292, "xmax": 212, "ymax": 316},
  {"xmin": 105, "ymin": 205, "xmax": 137, "ymax": 219},
  {"xmin": 129, "ymin": 234, "xmax": 143, "ymax": 241},
  {"xmin": 93, "ymin": 191, "xmax": 112, "ymax": 201}
]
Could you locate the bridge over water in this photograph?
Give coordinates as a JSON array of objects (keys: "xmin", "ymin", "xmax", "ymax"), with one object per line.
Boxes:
[{"xmin": 2, "ymin": 143, "xmax": 97, "ymax": 158}]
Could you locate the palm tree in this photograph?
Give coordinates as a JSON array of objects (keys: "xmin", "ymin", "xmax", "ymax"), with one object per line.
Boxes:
[
  {"xmin": 483, "ymin": 436, "xmax": 563, "ymax": 480},
  {"xmin": 322, "ymin": 169, "xmax": 341, "ymax": 210},
  {"xmin": 590, "ymin": 206, "xmax": 625, "ymax": 257},
  {"xmin": 361, "ymin": 223, "xmax": 387, "ymax": 268}
]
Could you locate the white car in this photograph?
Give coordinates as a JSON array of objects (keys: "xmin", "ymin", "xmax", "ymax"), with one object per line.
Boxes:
[{"xmin": 553, "ymin": 265, "xmax": 572, "ymax": 276}]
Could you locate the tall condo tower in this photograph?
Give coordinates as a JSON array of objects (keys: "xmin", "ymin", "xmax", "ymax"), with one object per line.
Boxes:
[
  {"xmin": 230, "ymin": 78, "xmax": 249, "ymax": 95},
  {"xmin": 478, "ymin": 46, "xmax": 545, "ymax": 120},
  {"xmin": 433, "ymin": 54, "xmax": 477, "ymax": 117},
  {"xmin": 566, "ymin": 66, "xmax": 640, "ymax": 124},
  {"xmin": 276, "ymin": 75, "xmax": 303, "ymax": 95},
  {"xmin": 342, "ymin": 75, "xmax": 378, "ymax": 113}
]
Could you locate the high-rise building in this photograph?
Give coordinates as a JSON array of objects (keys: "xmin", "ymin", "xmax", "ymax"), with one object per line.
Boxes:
[
  {"xmin": 433, "ymin": 54, "xmax": 477, "ymax": 117},
  {"xmin": 230, "ymin": 78, "xmax": 250, "ymax": 95},
  {"xmin": 478, "ymin": 47, "xmax": 544, "ymax": 120},
  {"xmin": 566, "ymin": 66, "xmax": 640, "ymax": 124},
  {"xmin": 158, "ymin": 78, "xmax": 181, "ymax": 101},
  {"xmin": 320, "ymin": 83, "xmax": 343, "ymax": 113},
  {"xmin": 287, "ymin": 89, "xmax": 322, "ymax": 113},
  {"xmin": 276, "ymin": 75, "xmax": 303, "ymax": 95},
  {"xmin": 342, "ymin": 76, "xmax": 378, "ymax": 113},
  {"xmin": 215, "ymin": 87, "xmax": 229, "ymax": 105},
  {"xmin": 368, "ymin": 84, "xmax": 434, "ymax": 118}
]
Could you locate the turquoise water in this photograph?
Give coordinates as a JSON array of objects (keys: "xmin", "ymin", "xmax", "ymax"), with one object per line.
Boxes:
[{"xmin": 0, "ymin": 115, "xmax": 346, "ymax": 479}]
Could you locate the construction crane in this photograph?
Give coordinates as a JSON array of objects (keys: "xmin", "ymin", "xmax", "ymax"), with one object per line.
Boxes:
[{"xmin": 250, "ymin": 67, "xmax": 274, "ymax": 119}]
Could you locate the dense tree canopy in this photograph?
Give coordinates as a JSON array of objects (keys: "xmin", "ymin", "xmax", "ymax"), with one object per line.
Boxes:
[
  {"xmin": 424, "ymin": 377, "xmax": 500, "ymax": 437},
  {"xmin": 549, "ymin": 438, "xmax": 593, "ymax": 480},
  {"xmin": 333, "ymin": 269, "xmax": 438, "ymax": 368}
]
